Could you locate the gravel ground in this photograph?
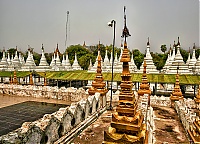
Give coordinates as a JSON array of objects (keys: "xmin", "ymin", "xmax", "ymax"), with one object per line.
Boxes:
[{"xmin": 73, "ymin": 106, "xmax": 190, "ymax": 144}]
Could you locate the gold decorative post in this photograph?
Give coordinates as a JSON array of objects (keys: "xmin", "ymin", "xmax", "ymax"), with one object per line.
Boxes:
[
  {"xmin": 138, "ymin": 59, "xmax": 151, "ymax": 98},
  {"xmin": 88, "ymin": 41, "xmax": 108, "ymax": 107},
  {"xmin": 170, "ymin": 68, "xmax": 183, "ymax": 107},
  {"xmin": 13, "ymin": 70, "xmax": 18, "ymax": 84},
  {"xmin": 103, "ymin": 6, "xmax": 148, "ymax": 144},
  {"xmin": 29, "ymin": 72, "xmax": 33, "ymax": 85}
]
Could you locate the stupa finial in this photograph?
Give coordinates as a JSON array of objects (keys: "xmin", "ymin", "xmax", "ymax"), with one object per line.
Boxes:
[
  {"xmin": 121, "ymin": 6, "xmax": 131, "ymax": 42},
  {"xmin": 147, "ymin": 37, "xmax": 150, "ymax": 46}
]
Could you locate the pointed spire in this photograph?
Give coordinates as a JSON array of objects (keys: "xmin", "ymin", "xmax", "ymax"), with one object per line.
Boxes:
[
  {"xmin": 120, "ymin": 40, "xmax": 123, "ymax": 47},
  {"xmin": 173, "ymin": 41, "xmax": 176, "ymax": 47},
  {"xmin": 147, "ymin": 37, "xmax": 150, "ymax": 46},
  {"xmin": 193, "ymin": 43, "xmax": 196, "ymax": 49},
  {"xmin": 42, "ymin": 44, "xmax": 44, "ymax": 51},
  {"xmin": 177, "ymin": 37, "xmax": 180, "ymax": 46},
  {"xmin": 83, "ymin": 41, "xmax": 86, "ymax": 47}
]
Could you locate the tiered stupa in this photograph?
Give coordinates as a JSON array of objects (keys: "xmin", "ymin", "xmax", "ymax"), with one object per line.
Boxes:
[
  {"xmin": 103, "ymin": 47, "xmax": 111, "ymax": 72},
  {"xmin": 103, "ymin": 7, "xmax": 148, "ymax": 143},
  {"xmin": 114, "ymin": 41, "xmax": 124, "ymax": 73},
  {"xmin": 170, "ymin": 68, "xmax": 183, "ymax": 107},
  {"xmin": 129, "ymin": 52, "xmax": 137, "ymax": 73},
  {"xmin": 188, "ymin": 44, "xmax": 197, "ymax": 72},
  {"xmin": 195, "ymin": 53, "xmax": 200, "ymax": 74},
  {"xmin": 12, "ymin": 47, "xmax": 21, "ymax": 69},
  {"xmin": 72, "ymin": 53, "xmax": 82, "ymax": 70},
  {"xmin": 0, "ymin": 49, "xmax": 8, "ymax": 70},
  {"xmin": 37, "ymin": 44, "xmax": 50, "ymax": 71},
  {"xmin": 162, "ymin": 45, "xmax": 172, "ymax": 72},
  {"xmin": 186, "ymin": 48, "xmax": 191, "ymax": 65},
  {"xmin": 64, "ymin": 52, "xmax": 72, "ymax": 70},
  {"xmin": 168, "ymin": 37, "xmax": 191, "ymax": 74},
  {"xmin": 21, "ymin": 49, "xmax": 36, "ymax": 71},
  {"xmin": 139, "ymin": 38, "xmax": 158, "ymax": 74},
  {"xmin": 88, "ymin": 43, "xmax": 108, "ymax": 107},
  {"xmin": 137, "ymin": 60, "xmax": 151, "ymax": 98}
]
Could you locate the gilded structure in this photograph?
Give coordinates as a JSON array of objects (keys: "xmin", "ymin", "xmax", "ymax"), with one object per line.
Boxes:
[
  {"xmin": 188, "ymin": 119, "xmax": 200, "ymax": 143},
  {"xmin": 29, "ymin": 73, "xmax": 33, "ymax": 85},
  {"xmin": 103, "ymin": 7, "xmax": 148, "ymax": 144},
  {"xmin": 13, "ymin": 70, "xmax": 18, "ymax": 84},
  {"xmin": 88, "ymin": 41, "xmax": 108, "ymax": 107},
  {"xmin": 194, "ymin": 85, "xmax": 200, "ymax": 116},
  {"xmin": 137, "ymin": 58, "xmax": 151, "ymax": 98},
  {"xmin": 170, "ymin": 68, "xmax": 183, "ymax": 107}
]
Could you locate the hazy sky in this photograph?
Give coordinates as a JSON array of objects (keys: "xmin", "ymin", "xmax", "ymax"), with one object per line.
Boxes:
[{"xmin": 0, "ymin": 0, "xmax": 199, "ymax": 53}]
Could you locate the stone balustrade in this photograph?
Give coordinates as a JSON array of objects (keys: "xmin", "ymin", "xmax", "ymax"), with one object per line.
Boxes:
[
  {"xmin": 174, "ymin": 99, "xmax": 197, "ymax": 131},
  {"xmin": 150, "ymin": 95, "xmax": 171, "ymax": 107},
  {"xmin": 0, "ymin": 84, "xmax": 88, "ymax": 102},
  {"xmin": 0, "ymin": 93, "xmax": 101, "ymax": 144}
]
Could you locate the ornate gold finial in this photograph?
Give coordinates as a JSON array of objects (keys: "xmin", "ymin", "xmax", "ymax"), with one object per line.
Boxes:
[{"xmin": 121, "ymin": 6, "xmax": 131, "ymax": 42}]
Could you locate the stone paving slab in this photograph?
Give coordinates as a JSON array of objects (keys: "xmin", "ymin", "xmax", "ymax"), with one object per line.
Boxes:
[{"xmin": 0, "ymin": 101, "xmax": 68, "ymax": 136}]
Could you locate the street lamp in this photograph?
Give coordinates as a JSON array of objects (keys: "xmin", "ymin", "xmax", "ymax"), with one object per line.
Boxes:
[{"xmin": 108, "ymin": 20, "xmax": 116, "ymax": 110}]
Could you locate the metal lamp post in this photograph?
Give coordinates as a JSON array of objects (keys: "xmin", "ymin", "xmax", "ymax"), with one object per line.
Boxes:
[{"xmin": 108, "ymin": 20, "xmax": 116, "ymax": 110}]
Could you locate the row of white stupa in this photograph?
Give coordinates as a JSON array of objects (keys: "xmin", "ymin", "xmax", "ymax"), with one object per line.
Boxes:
[
  {"xmin": 0, "ymin": 38, "xmax": 199, "ymax": 74},
  {"xmin": 0, "ymin": 45, "xmax": 82, "ymax": 72}
]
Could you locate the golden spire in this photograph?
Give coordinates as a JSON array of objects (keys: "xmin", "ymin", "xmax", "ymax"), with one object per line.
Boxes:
[
  {"xmin": 13, "ymin": 70, "xmax": 18, "ymax": 84},
  {"xmin": 88, "ymin": 41, "xmax": 107, "ymax": 97},
  {"xmin": 103, "ymin": 6, "xmax": 148, "ymax": 144},
  {"xmin": 29, "ymin": 73, "xmax": 33, "ymax": 85},
  {"xmin": 170, "ymin": 68, "xmax": 183, "ymax": 107},
  {"xmin": 138, "ymin": 60, "xmax": 151, "ymax": 98}
]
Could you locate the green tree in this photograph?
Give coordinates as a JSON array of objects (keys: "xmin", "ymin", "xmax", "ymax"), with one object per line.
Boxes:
[
  {"xmin": 180, "ymin": 48, "xmax": 188, "ymax": 63},
  {"xmin": 66, "ymin": 44, "xmax": 93, "ymax": 69},
  {"xmin": 161, "ymin": 44, "xmax": 167, "ymax": 54},
  {"xmin": 152, "ymin": 52, "xmax": 167, "ymax": 70},
  {"xmin": 132, "ymin": 49, "xmax": 144, "ymax": 69}
]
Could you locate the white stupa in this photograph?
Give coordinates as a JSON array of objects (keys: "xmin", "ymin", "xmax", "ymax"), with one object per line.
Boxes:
[
  {"xmin": 103, "ymin": 47, "xmax": 111, "ymax": 72},
  {"xmin": 168, "ymin": 37, "xmax": 191, "ymax": 74},
  {"xmin": 12, "ymin": 47, "xmax": 21, "ymax": 69},
  {"xmin": 139, "ymin": 38, "xmax": 159, "ymax": 73},
  {"xmin": 188, "ymin": 44, "xmax": 197, "ymax": 72},
  {"xmin": 37, "ymin": 44, "xmax": 50, "ymax": 71},
  {"xmin": 64, "ymin": 53, "xmax": 72, "ymax": 70},
  {"xmin": 20, "ymin": 49, "xmax": 36, "ymax": 71},
  {"xmin": 129, "ymin": 53, "xmax": 137, "ymax": 73},
  {"xmin": 186, "ymin": 48, "xmax": 191, "ymax": 65},
  {"xmin": 0, "ymin": 50, "xmax": 8, "ymax": 70},
  {"xmin": 72, "ymin": 53, "xmax": 82, "ymax": 70},
  {"xmin": 7, "ymin": 52, "xmax": 11, "ymax": 65}
]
